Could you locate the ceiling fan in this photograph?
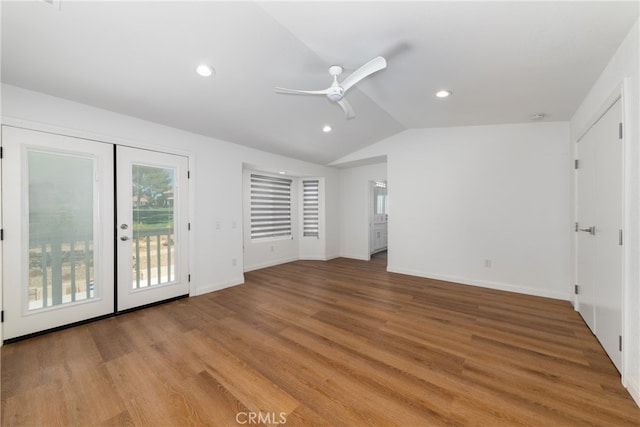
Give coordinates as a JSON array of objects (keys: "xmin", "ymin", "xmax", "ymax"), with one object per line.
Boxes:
[{"xmin": 275, "ymin": 56, "xmax": 387, "ymax": 120}]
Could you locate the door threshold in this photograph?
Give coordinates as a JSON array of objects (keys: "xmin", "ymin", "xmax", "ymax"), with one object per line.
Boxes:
[
  {"xmin": 3, "ymin": 294, "xmax": 189, "ymax": 345},
  {"xmin": 115, "ymin": 294, "xmax": 188, "ymax": 315}
]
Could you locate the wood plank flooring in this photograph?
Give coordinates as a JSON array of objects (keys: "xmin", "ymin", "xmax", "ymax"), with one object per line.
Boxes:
[{"xmin": 2, "ymin": 253, "xmax": 639, "ymax": 426}]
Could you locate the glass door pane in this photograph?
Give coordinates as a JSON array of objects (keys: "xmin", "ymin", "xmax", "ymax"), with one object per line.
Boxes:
[
  {"xmin": 131, "ymin": 165, "xmax": 176, "ymax": 289},
  {"xmin": 28, "ymin": 150, "xmax": 96, "ymax": 310}
]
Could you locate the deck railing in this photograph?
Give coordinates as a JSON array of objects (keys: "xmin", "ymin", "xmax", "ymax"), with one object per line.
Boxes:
[
  {"xmin": 28, "ymin": 227, "xmax": 174, "ymax": 310},
  {"xmin": 29, "ymin": 232, "xmax": 94, "ymax": 310},
  {"xmin": 132, "ymin": 227, "xmax": 175, "ymax": 289}
]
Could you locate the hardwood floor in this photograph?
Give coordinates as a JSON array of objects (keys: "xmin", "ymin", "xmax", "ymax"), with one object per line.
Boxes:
[{"xmin": 2, "ymin": 253, "xmax": 639, "ymax": 426}]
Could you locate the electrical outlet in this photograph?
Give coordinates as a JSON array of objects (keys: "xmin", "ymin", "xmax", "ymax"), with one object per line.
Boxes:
[
  {"xmin": 484, "ymin": 259, "xmax": 492, "ymax": 268},
  {"xmin": 270, "ymin": 245, "xmax": 275, "ymax": 253},
  {"xmin": 232, "ymin": 258, "xmax": 237, "ymax": 267}
]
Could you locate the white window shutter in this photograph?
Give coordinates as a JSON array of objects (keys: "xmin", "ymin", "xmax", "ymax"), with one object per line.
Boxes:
[
  {"xmin": 302, "ymin": 179, "xmax": 319, "ymax": 238},
  {"xmin": 250, "ymin": 174, "xmax": 292, "ymax": 240}
]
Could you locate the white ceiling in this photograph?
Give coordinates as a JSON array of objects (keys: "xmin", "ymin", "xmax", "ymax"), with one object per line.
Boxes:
[{"xmin": 2, "ymin": 1, "xmax": 638, "ymax": 165}]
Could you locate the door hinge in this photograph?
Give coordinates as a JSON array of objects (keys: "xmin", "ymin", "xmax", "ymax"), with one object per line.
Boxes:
[
  {"xmin": 619, "ymin": 335, "xmax": 622, "ymax": 351},
  {"xmin": 575, "ymin": 222, "xmax": 579, "ymax": 232},
  {"xmin": 574, "ymin": 159, "xmax": 579, "ymax": 170},
  {"xmin": 188, "ymin": 222, "xmax": 191, "ymax": 231},
  {"xmin": 188, "ymin": 274, "xmax": 191, "ymax": 282},
  {"xmin": 619, "ymin": 229, "xmax": 624, "ymax": 246},
  {"xmin": 1, "ymin": 229, "xmax": 4, "ymax": 241},
  {"xmin": 574, "ymin": 284, "xmax": 579, "ymax": 295},
  {"xmin": 619, "ymin": 122, "xmax": 623, "ymax": 139},
  {"xmin": 0, "ymin": 146, "xmax": 3, "ymax": 159},
  {"xmin": 1, "ymin": 310, "xmax": 4, "ymax": 323},
  {"xmin": 188, "ymin": 170, "xmax": 191, "ymax": 179}
]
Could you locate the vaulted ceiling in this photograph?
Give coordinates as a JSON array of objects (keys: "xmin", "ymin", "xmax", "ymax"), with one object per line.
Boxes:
[{"xmin": 2, "ymin": 1, "xmax": 638, "ymax": 164}]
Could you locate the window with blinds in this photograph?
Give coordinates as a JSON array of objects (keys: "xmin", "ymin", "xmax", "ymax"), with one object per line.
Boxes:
[
  {"xmin": 250, "ymin": 174, "xmax": 292, "ymax": 240},
  {"xmin": 302, "ymin": 179, "xmax": 319, "ymax": 238}
]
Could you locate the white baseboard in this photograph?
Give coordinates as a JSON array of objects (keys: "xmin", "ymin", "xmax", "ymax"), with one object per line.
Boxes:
[
  {"xmin": 626, "ymin": 375, "xmax": 640, "ymax": 408},
  {"xmin": 243, "ymin": 255, "xmax": 340, "ymax": 274},
  {"xmin": 299, "ymin": 255, "xmax": 339, "ymax": 261},
  {"xmin": 339, "ymin": 253, "xmax": 370, "ymax": 261},
  {"xmin": 192, "ymin": 276, "xmax": 244, "ymax": 296},
  {"xmin": 243, "ymin": 257, "xmax": 299, "ymax": 273},
  {"xmin": 386, "ymin": 266, "xmax": 571, "ymax": 301}
]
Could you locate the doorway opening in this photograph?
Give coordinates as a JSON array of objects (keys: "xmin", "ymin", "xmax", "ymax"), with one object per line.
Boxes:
[{"xmin": 369, "ymin": 180, "xmax": 388, "ymax": 256}]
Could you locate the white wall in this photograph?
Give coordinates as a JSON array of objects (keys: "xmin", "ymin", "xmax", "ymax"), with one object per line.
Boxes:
[
  {"xmin": 334, "ymin": 122, "xmax": 572, "ymax": 300},
  {"xmin": 570, "ymin": 19, "xmax": 640, "ymax": 406},
  {"xmin": 324, "ymin": 171, "xmax": 341, "ymax": 259},
  {"xmin": 1, "ymin": 84, "xmax": 340, "ymax": 298},
  {"xmin": 338, "ymin": 162, "xmax": 387, "ymax": 260}
]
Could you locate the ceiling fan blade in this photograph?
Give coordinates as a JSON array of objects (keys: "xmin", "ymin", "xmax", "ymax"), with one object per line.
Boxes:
[
  {"xmin": 340, "ymin": 56, "xmax": 387, "ymax": 93},
  {"xmin": 275, "ymin": 87, "xmax": 332, "ymax": 95},
  {"xmin": 337, "ymin": 98, "xmax": 355, "ymax": 119}
]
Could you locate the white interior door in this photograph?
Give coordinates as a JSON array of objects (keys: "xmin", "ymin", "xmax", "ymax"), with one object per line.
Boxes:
[
  {"xmin": 593, "ymin": 98, "xmax": 623, "ymax": 372},
  {"xmin": 2, "ymin": 126, "xmax": 115, "ymax": 340},
  {"xmin": 116, "ymin": 147, "xmax": 189, "ymax": 311},
  {"xmin": 576, "ymin": 120, "xmax": 597, "ymax": 332},
  {"xmin": 575, "ymin": 97, "xmax": 624, "ymax": 372}
]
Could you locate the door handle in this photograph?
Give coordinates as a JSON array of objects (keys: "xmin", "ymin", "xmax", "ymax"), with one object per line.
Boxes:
[
  {"xmin": 579, "ymin": 226, "xmax": 596, "ymax": 235},
  {"xmin": 120, "ymin": 236, "xmax": 130, "ymax": 241}
]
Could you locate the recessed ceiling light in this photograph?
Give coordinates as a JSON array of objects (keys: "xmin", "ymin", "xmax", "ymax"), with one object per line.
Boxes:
[
  {"xmin": 531, "ymin": 113, "xmax": 546, "ymax": 121},
  {"xmin": 196, "ymin": 64, "xmax": 214, "ymax": 77},
  {"xmin": 279, "ymin": 171, "xmax": 286, "ymax": 175},
  {"xmin": 322, "ymin": 125, "xmax": 332, "ymax": 133},
  {"xmin": 436, "ymin": 90, "xmax": 452, "ymax": 98}
]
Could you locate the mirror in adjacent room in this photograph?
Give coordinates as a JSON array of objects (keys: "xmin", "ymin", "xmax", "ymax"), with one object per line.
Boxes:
[{"xmin": 370, "ymin": 181, "xmax": 388, "ymax": 255}]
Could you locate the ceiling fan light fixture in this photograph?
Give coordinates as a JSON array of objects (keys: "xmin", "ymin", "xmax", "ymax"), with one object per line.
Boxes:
[
  {"xmin": 436, "ymin": 90, "xmax": 452, "ymax": 98},
  {"xmin": 196, "ymin": 64, "xmax": 214, "ymax": 77},
  {"xmin": 327, "ymin": 92, "xmax": 343, "ymax": 102},
  {"xmin": 322, "ymin": 125, "xmax": 332, "ymax": 133}
]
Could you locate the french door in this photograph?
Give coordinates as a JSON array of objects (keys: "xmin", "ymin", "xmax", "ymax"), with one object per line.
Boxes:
[
  {"xmin": 2, "ymin": 127, "xmax": 115, "ymax": 339},
  {"xmin": 116, "ymin": 146, "xmax": 189, "ymax": 311},
  {"xmin": 2, "ymin": 127, "xmax": 189, "ymax": 340}
]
